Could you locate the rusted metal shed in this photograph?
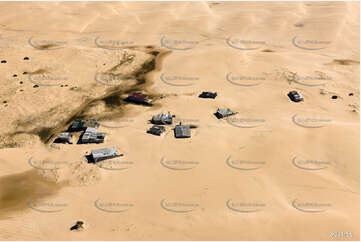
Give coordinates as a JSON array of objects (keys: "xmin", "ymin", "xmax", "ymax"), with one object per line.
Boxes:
[{"xmin": 124, "ymin": 92, "xmax": 152, "ymax": 105}]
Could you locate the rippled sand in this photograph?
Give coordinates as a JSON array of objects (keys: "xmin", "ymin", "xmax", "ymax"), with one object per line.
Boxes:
[{"xmin": 0, "ymin": 1, "xmax": 359, "ymax": 240}]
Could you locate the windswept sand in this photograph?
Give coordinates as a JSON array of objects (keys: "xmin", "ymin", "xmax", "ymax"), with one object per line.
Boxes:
[{"xmin": 0, "ymin": 1, "xmax": 359, "ymax": 240}]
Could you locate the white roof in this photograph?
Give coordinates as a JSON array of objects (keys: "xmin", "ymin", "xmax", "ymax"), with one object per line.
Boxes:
[{"xmin": 91, "ymin": 147, "xmax": 117, "ymax": 158}]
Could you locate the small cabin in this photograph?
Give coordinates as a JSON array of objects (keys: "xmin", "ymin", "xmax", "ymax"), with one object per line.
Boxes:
[
  {"xmin": 124, "ymin": 92, "xmax": 152, "ymax": 105},
  {"xmin": 83, "ymin": 120, "xmax": 100, "ymax": 129},
  {"xmin": 214, "ymin": 108, "xmax": 235, "ymax": 119},
  {"xmin": 79, "ymin": 127, "xmax": 105, "ymax": 144},
  {"xmin": 68, "ymin": 119, "xmax": 84, "ymax": 131},
  {"xmin": 199, "ymin": 92, "xmax": 217, "ymax": 99},
  {"xmin": 147, "ymin": 125, "xmax": 165, "ymax": 136},
  {"xmin": 151, "ymin": 113, "xmax": 173, "ymax": 125},
  {"xmin": 90, "ymin": 147, "xmax": 119, "ymax": 163},
  {"xmin": 68, "ymin": 119, "xmax": 100, "ymax": 132},
  {"xmin": 174, "ymin": 123, "xmax": 191, "ymax": 138},
  {"xmin": 54, "ymin": 132, "xmax": 73, "ymax": 144}
]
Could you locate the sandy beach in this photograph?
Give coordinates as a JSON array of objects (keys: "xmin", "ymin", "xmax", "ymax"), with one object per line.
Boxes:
[{"xmin": 0, "ymin": 1, "xmax": 359, "ymax": 240}]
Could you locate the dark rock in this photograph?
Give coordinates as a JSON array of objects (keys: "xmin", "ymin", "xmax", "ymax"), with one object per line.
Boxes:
[
  {"xmin": 24, "ymin": 57, "xmax": 30, "ymax": 60},
  {"xmin": 33, "ymin": 84, "xmax": 39, "ymax": 88},
  {"xmin": 19, "ymin": 81, "xmax": 23, "ymax": 84},
  {"xmin": 331, "ymin": 95, "xmax": 338, "ymax": 99},
  {"xmin": 70, "ymin": 221, "xmax": 84, "ymax": 231},
  {"xmin": 23, "ymin": 72, "xmax": 28, "ymax": 75},
  {"xmin": 349, "ymin": 93, "xmax": 354, "ymax": 96},
  {"xmin": 3, "ymin": 100, "xmax": 7, "ymax": 103},
  {"xmin": 13, "ymin": 74, "xmax": 17, "ymax": 77},
  {"xmin": 1, "ymin": 60, "xmax": 7, "ymax": 63}
]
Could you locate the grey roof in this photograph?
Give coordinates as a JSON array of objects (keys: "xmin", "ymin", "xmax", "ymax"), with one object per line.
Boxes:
[
  {"xmin": 91, "ymin": 147, "xmax": 118, "ymax": 161},
  {"xmin": 56, "ymin": 132, "xmax": 72, "ymax": 143},
  {"xmin": 69, "ymin": 119, "xmax": 99, "ymax": 131},
  {"xmin": 147, "ymin": 125, "xmax": 165, "ymax": 135},
  {"xmin": 216, "ymin": 108, "xmax": 234, "ymax": 117},
  {"xmin": 59, "ymin": 132, "xmax": 72, "ymax": 139},
  {"xmin": 70, "ymin": 120, "xmax": 84, "ymax": 129},
  {"xmin": 174, "ymin": 125, "xmax": 191, "ymax": 138},
  {"xmin": 85, "ymin": 127, "xmax": 98, "ymax": 133},
  {"xmin": 152, "ymin": 113, "xmax": 173, "ymax": 124},
  {"xmin": 84, "ymin": 120, "xmax": 100, "ymax": 128},
  {"xmin": 81, "ymin": 127, "xmax": 105, "ymax": 143}
]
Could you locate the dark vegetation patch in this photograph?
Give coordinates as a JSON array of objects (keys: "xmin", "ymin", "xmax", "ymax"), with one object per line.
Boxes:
[
  {"xmin": 0, "ymin": 170, "xmax": 64, "ymax": 219},
  {"xmin": 149, "ymin": 51, "xmax": 160, "ymax": 56},
  {"xmin": 35, "ymin": 44, "xmax": 59, "ymax": 50},
  {"xmin": 332, "ymin": 59, "xmax": 360, "ymax": 65},
  {"xmin": 102, "ymin": 93, "xmax": 123, "ymax": 108},
  {"xmin": 2, "ymin": 48, "xmax": 170, "ymax": 145},
  {"xmin": 29, "ymin": 69, "xmax": 47, "ymax": 75}
]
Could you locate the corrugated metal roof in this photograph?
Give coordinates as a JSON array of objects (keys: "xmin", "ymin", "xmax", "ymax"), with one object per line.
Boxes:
[
  {"xmin": 70, "ymin": 120, "xmax": 84, "ymax": 128},
  {"xmin": 147, "ymin": 125, "xmax": 165, "ymax": 135},
  {"xmin": 130, "ymin": 92, "xmax": 148, "ymax": 100},
  {"xmin": 85, "ymin": 127, "xmax": 98, "ymax": 133},
  {"xmin": 91, "ymin": 147, "xmax": 118, "ymax": 159},
  {"xmin": 152, "ymin": 113, "xmax": 173, "ymax": 124},
  {"xmin": 174, "ymin": 125, "xmax": 191, "ymax": 138},
  {"xmin": 59, "ymin": 132, "xmax": 72, "ymax": 139},
  {"xmin": 84, "ymin": 120, "xmax": 100, "ymax": 128},
  {"xmin": 217, "ymin": 108, "xmax": 233, "ymax": 117},
  {"xmin": 81, "ymin": 127, "xmax": 105, "ymax": 143}
]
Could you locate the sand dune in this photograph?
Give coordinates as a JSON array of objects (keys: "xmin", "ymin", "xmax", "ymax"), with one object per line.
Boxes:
[{"xmin": 0, "ymin": 1, "xmax": 359, "ymax": 241}]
